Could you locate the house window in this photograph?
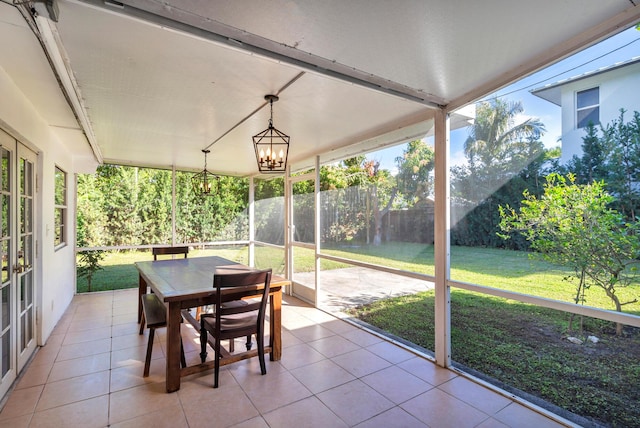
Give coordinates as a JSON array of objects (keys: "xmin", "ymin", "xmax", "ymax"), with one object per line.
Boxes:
[
  {"xmin": 576, "ymin": 87, "xmax": 599, "ymax": 128},
  {"xmin": 54, "ymin": 166, "xmax": 67, "ymax": 248}
]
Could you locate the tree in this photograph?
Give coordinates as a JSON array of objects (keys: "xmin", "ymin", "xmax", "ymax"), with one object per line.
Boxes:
[
  {"xmin": 463, "ymin": 99, "xmax": 545, "ymax": 173},
  {"xmin": 601, "ymin": 109, "xmax": 640, "ymax": 221},
  {"xmin": 395, "ymin": 139, "xmax": 435, "ymax": 207},
  {"xmin": 499, "ymin": 173, "xmax": 640, "ymax": 335},
  {"xmin": 567, "ymin": 122, "xmax": 610, "ymax": 185},
  {"xmin": 452, "ymin": 99, "xmax": 547, "ymax": 248}
]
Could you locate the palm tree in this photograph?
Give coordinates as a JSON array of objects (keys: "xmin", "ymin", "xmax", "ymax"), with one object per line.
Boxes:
[{"xmin": 464, "ymin": 99, "xmax": 545, "ymax": 171}]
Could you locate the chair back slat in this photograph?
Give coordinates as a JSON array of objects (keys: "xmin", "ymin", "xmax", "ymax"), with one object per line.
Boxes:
[{"xmin": 153, "ymin": 246, "xmax": 189, "ymax": 260}]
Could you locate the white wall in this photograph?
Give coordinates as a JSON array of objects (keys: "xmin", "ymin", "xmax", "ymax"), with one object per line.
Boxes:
[
  {"xmin": 559, "ymin": 62, "xmax": 640, "ymax": 163},
  {"xmin": 0, "ymin": 67, "xmax": 77, "ymax": 346}
]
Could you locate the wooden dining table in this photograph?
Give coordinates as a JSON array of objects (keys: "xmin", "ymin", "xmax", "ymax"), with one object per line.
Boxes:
[{"xmin": 135, "ymin": 256, "xmax": 288, "ymax": 392}]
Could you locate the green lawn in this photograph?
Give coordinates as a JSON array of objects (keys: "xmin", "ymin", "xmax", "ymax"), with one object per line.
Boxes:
[{"xmin": 76, "ymin": 246, "xmax": 249, "ymax": 293}]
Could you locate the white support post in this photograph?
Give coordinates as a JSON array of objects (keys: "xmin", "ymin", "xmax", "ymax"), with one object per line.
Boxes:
[
  {"xmin": 171, "ymin": 165, "xmax": 176, "ymax": 246},
  {"xmin": 285, "ymin": 165, "xmax": 292, "ymax": 293},
  {"xmin": 314, "ymin": 156, "xmax": 321, "ymax": 307},
  {"xmin": 433, "ymin": 108, "xmax": 451, "ymax": 367},
  {"xmin": 248, "ymin": 176, "xmax": 255, "ymax": 267}
]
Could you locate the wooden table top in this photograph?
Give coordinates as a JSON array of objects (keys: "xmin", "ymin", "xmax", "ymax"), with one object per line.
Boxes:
[{"xmin": 135, "ymin": 256, "xmax": 286, "ymax": 302}]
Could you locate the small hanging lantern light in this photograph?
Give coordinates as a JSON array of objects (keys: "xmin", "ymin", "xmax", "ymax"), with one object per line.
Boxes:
[
  {"xmin": 253, "ymin": 94, "xmax": 289, "ymax": 173},
  {"xmin": 192, "ymin": 149, "xmax": 219, "ymax": 196}
]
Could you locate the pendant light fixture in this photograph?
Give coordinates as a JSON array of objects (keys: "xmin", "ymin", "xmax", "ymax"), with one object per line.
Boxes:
[
  {"xmin": 253, "ymin": 94, "xmax": 289, "ymax": 173},
  {"xmin": 192, "ymin": 149, "xmax": 218, "ymax": 196}
]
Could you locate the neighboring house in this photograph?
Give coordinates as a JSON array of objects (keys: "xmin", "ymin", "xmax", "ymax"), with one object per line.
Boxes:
[{"xmin": 531, "ymin": 57, "xmax": 640, "ymax": 164}]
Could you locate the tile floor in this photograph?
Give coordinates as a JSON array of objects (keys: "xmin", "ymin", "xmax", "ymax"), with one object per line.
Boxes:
[{"xmin": 0, "ymin": 288, "xmax": 574, "ymax": 427}]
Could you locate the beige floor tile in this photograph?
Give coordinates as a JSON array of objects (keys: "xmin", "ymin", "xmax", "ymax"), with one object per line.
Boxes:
[
  {"xmin": 354, "ymin": 406, "xmax": 429, "ymax": 428},
  {"xmin": 476, "ymin": 417, "xmax": 511, "ymax": 428},
  {"xmin": 111, "ymin": 343, "xmax": 161, "ymax": 369},
  {"xmin": 57, "ymin": 338, "xmax": 111, "ymax": 361},
  {"xmin": 67, "ymin": 316, "xmax": 112, "ymax": 332},
  {"xmin": 263, "ymin": 396, "xmax": 348, "ymax": 428},
  {"xmin": 113, "ymin": 313, "xmax": 137, "ymax": 326},
  {"xmin": 400, "ymin": 388, "xmax": 490, "ymax": 428},
  {"xmin": 62, "ymin": 326, "xmax": 111, "ymax": 346},
  {"xmin": 438, "ymin": 376, "xmax": 512, "ymax": 415},
  {"xmin": 35, "ymin": 371, "xmax": 110, "ymax": 411},
  {"xmin": 493, "ymin": 402, "xmax": 566, "ymax": 428},
  {"xmin": 281, "ymin": 313, "xmax": 315, "ymax": 330},
  {"xmin": 110, "ymin": 403, "xmax": 188, "ymax": 428},
  {"xmin": 109, "ymin": 381, "xmax": 181, "ymax": 425},
  {"xmin": 29, "ymin": 345, "xmax": 60, "ymax": 367},
  {"xmin": 0, "ymin": 413, "xmax": 31, "ymax": 428},
  {"xmin": 278, "ymin": 343, "xmax": 326, "ymax": 370},
  {"xmin": 42, "ymin": 332, "xmax": 65, "ymax": 347},
  {"xmin": 397, "ymin": 356, "xmax": 458, "ymax": 386},
  {"xmin": 228, "ymin": 416, "xmax": 269, "ymax": 428},
  {"xmin": 110, "ymin": 360, "xmax": 162, "ymax": 392},
  {"xmin": 281, "ymin": 328, "xmax": 304, "ymax": 348},
  {"xmin": 340, "ymin": 328, "xmax": 383, "ymax": 347},
  {"xmin": 307, "ymin": 334, "xmax": 361, "ymax": 358},
  {"xmin": 47, "ymin": 351, "xmax": 111, "ymax": 382},
  {"xmin": 317, "ymin": 379, "xmax": 394, "ymax": 426},
  {"xmin": 111, "ymin": 332, "xmax": 149, "ymax": 351},
  {"xmin": 15, "ymin": 362, "xmax": 52, "ymax": 389},
  {"xmin": 361, "ymin": 365, "xmax": 433, "ymax": 404},
  {"xmin": 181, "ymin": 384, "xmax": 260, "ymax": 428},
  {"xmin": 241, "ymin": 371, "xmax": 312, "ymax": 414},
  {"xmin": 331, "ymin": 348, "xmax": 392, "ymax": 378},
  {"xmin": 290, "ymin": 359, "xmax": 356, "ymax": 394},
  {"xmin": 366, "ymin": 340, "xmax": 416, "ymax": 364},
  {"xmin": 226, "ymin": 357, "xmax": 286, "ymax": 385},
  {"xmin": 30, "ymin": 394, "xmax": 109, "ymax": 428},
  {"xmin": 317, "ymin": 318, "xmax": 361, "ymax": 335},
  {"xmin": 112, "ymin": 301, "xmax": 137, "ymax": 317},
  {"xmin": 0, "ymin": 385, "xmax": 43, "ymax": 420},
  {"xmin": 289, "ymin": 323, "xmax": 336, "ymax": 343},
  {"xmin": 112, "ymin": 321, "xmax": 140, "ymax": 337}
]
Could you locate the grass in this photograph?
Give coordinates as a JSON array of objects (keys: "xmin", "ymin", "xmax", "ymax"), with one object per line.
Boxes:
[
  {"xmin": 324, "ymin": 242, "xmax": 640, "ymax": 314},
  {"xmin": 76, "ymin": 246, "xmax": 249, "ymax": 293}
]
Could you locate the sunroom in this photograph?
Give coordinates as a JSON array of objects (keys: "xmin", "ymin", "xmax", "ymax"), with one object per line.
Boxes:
[{"xmin": 0, "ymin": 1, "xmax": 639, "ymax": 427}]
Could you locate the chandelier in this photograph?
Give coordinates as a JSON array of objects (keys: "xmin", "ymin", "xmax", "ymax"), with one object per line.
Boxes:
[
  {"xmin": 253, "ymin": 94, "xmax": 289, "ymax": 173},
  {"xmin": 192, "ymin": 149, "xmax": 219, "ymax": 196}
]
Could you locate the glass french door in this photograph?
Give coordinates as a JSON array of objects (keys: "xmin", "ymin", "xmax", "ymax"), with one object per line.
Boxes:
[{"xmin": 0, "ymin": 129, "xmax": 37, "ymax": 398}]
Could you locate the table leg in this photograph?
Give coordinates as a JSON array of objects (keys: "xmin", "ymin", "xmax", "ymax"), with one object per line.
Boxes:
[
  {"xmin": 270, "ymin": 290, "xmax": 282, "ymax": 361},
  {"xmin": 166, "ymin": 302, "xmax": 183, "ymax": 392},
  {"xmin": 138, "ymin": 274, "xmax": 147, "ymax": 324}
]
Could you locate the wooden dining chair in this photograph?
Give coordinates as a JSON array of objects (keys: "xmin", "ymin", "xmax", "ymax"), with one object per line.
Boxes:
[
  {"xmin": 152, "ymin": 246, "xmax": 189, "ymax": 260},
  {"xmin": 151, "ymin": 246, "xmax": 205, "ymax": 319},
  {"xmin": 199, "ymin": 269, "xmax": 272, "ymax": 388}
]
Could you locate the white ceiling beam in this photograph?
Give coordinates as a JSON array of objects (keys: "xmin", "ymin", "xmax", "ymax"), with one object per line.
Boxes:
[{"xmin": 35, "ymin": 14, "xmax": 103, "ymax": 164}]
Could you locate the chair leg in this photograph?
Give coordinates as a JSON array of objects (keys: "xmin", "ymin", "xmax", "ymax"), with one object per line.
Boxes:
[
  {"xmin": 143, "ymin": 327, "xmax": 155, "ymax": 377},
  {"xmin": 257, "ymin": 332, "xmax": 266, "ymax": 375},
  {"xmin": 199, "ymin": 327, "xmax": 208, "ymax": 363},
  {"xmin": 229, "ymin": 338, "xmax": 235, "ymax": 352},
  {"xmin": 245, "ymin": 335, "xmax": 253, "ymax": 351},
  {"xmin": 180, "ymin": 338, "xmax": 187, "ymax": 368},
  {"xmin": 214, "ymin": 338, "xmax": 220, "ymax": 388},
  {"xmin": 138, "ymin": 311, "xmax": 145, "ymax": 335}
]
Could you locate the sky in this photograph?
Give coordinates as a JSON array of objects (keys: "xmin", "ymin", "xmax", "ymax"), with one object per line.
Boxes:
[{"xmin": 378, "ymin": 24, "xmax": 640, "ymax": 173}]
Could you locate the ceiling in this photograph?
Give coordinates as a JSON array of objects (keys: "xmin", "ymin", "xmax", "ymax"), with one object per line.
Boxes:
[{"xmin": 2, "ymin": 0, "xmax": 640, "ymax": 176}]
